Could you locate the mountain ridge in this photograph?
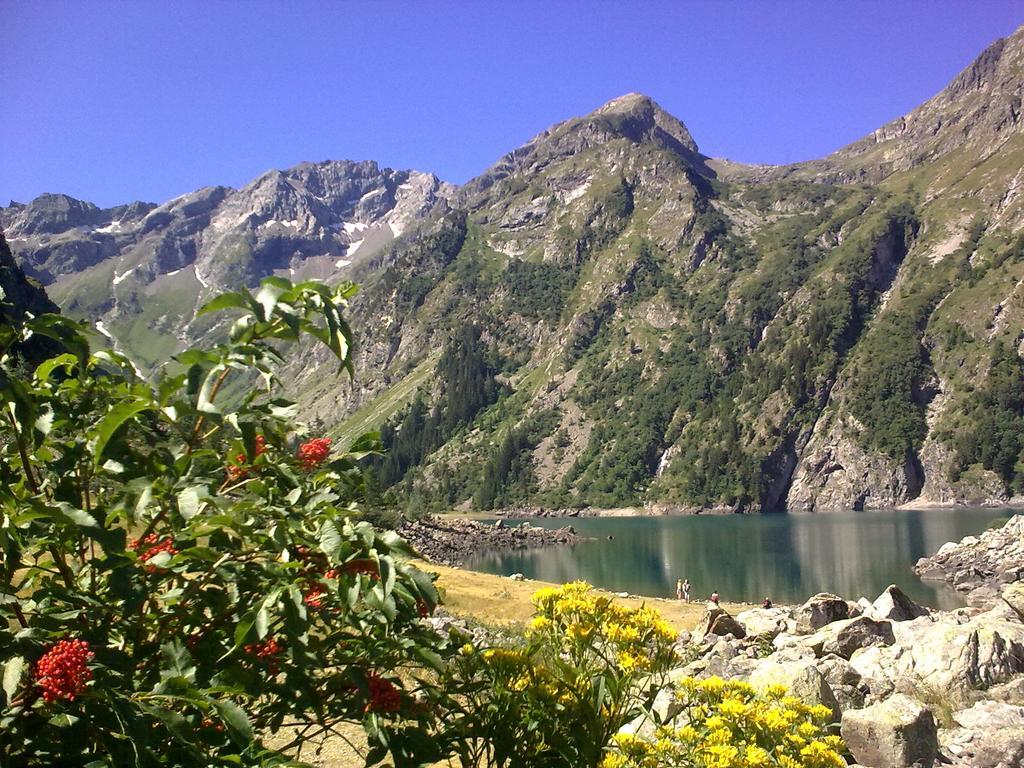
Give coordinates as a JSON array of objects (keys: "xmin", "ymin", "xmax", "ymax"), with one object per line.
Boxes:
[{"xmin": 4, "ymin": 28, "xmax": 1024, "ymax": 514}]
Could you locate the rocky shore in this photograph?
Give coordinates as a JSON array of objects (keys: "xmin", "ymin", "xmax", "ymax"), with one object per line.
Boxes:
[
  {"xmin": 655, "ymin": 582, "xmax": 1024, "ymax": 767},
  {"xmin": 495, "ymin": 504, "xmax": 740, "ymax": 518},
  {"xmin": 398, "ymin": 515, "xmax": 580, "ymax": 566},
  {"xmin": 914, "ymin": 514, "xmax": 1024, "ymax": 607}
]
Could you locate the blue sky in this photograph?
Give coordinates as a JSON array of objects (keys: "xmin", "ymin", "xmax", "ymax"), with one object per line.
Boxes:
[{"xmin": 3, "ymin": 1, "xmax": 1022, "ymax": 208}]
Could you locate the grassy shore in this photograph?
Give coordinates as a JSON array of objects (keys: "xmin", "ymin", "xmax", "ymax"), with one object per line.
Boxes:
[{"xmin": 422, "ymin": 560, "xmax": 747, "ymax": 630}]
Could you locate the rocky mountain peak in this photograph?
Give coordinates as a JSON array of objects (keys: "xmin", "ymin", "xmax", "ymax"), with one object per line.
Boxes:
[
  {"xmin": 823, "ymin": 24, "xmax": 1024, "ymax": 179},
  {"xmin": 591, "ymin": 92, "xmax": 699, "ymax": 154}
]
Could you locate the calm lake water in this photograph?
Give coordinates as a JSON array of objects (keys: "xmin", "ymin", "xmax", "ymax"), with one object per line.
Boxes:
[{"xmin": 464, "ymin": 508, "xmax": 1016, "ymax": 610}]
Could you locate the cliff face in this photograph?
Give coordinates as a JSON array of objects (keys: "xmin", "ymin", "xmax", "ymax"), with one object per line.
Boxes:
[
  {"xmin": 0, "ymin": 231, "xmax": 62, "ymax": 366},
  {"xmin": 8, "ymin": 28, "xmax": 1024, "ymax": 513}
]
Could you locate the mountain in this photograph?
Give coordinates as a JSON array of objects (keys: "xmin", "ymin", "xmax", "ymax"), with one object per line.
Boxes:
[
  {"xmin": 0, "ymin": 231, "xmax": 62, "ymax": 366},
  {"xmin": 5, "ymin": 27, "xmax": 1024, "ymax": 514},
  {"xmin": 1, "ymin": 161, "xmax": 452, "ymax": 369}
]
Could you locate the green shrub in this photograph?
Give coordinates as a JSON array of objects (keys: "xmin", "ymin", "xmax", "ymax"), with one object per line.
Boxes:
[{"xmin": 0, "ymin": 278, "xmax": 446, "ymax": 767}]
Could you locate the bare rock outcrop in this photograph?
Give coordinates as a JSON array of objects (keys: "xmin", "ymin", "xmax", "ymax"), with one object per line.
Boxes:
[{"xmin": 914, "ymin": 515, "xmax": 1024, "ymax": 606}]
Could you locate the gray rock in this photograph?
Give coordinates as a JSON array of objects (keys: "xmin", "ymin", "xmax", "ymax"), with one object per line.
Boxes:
[
  {"xmin": 841, "ymin": 694, "xmax": 938, "ymax": 768},
  {"xmin": 697, "ymin": 607, "xmax": 746, "ymax": 640},
  {"xmin": 791, "ymin": 592, "xmax": 852, "ymax": 634},
  {"xmin": 817, "ymin": 616, "xmax": 896, "ymax": 659},
  {"xmin": 871, "ymin": 584, "xmax": 930, "ymax": 622},
  {"xmin": 749, "ymin": 659, "xmax": 841, "ymax": 723},
  {"xmin": 816, "ymin": 655, "xmax": 866, "ymax": 711},
  {"xmin": 941, "ymin": 701, "xmax": 1024, "ymax": 767},
  {"xmin": 736, "ymin": 606, "xmax": 789, "ymax": 638}
]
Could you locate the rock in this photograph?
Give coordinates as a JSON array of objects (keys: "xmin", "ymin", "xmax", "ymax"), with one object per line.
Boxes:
[
  {"xmin": 817, "ymin": 616, "xmax": 896, "ymax": 659},
  {"xmin": 749, "ymin": 659, "xmax": 841, "ymax": 722},
  {"xmin": 841, "ymin": 693, "xmax": 938, "ymax": 768},
  {"xmin": 940, "ymin": 701, "xmax": 1024, "ymax": 767},
  {"xmin": 999, "ymin": 582, "xmax": 1024, "ymax": 622},
  {"xmin": 816, "ymin": 655, "xmax": 866, "ymax": 711},
  {"xmin": 988, "ymin": 675, "xmax": 1024, "ymax": 705},
  {"xmin": 848, "ymin": 646, "xmax": 897, "ymax": 702},
  {"xmin": 871, "ymin": 585, "xmax": 929, "ymax": 622},
  {"xmin": 736, "ymin": 607, "xmax": 789, "ymax": 638},
  {"xmin": 914, "ymin": 516, "xmax": 1024, "ymax": 607},
  {"xmin": 697, "ymin": 607, "xmax": 747, "ymax": 640},
  {"xmin": 397, "ymin": 515, "xmax": 581, "ymax": 566},
  {"xmin": 791, "ymin": 593, "xmax": 852, "ymax": 634},
  {"xmin": 508, "ymin": 573, "xmax": 524, "ymax": 581},
  {"xmin": 888, "ymin": 612, "xmax": 1024, "ymax": 701}
]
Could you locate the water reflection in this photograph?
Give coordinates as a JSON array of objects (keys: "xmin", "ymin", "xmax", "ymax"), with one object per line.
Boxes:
[{"xmin": 464, "ymin": 508, "xmax": 1013, "ymax": 609}]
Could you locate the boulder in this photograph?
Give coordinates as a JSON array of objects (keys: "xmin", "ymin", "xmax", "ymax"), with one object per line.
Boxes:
[
  {"xmin": 998, "ymin": 582, "xmax": 1024, "ymax": 622},
  {"xmin": 791, "ymin": 592, "xmax": 851, "ymax": 634},
  {"xmin": 940, "ymin": 701, "xmax": 1024, "ymax": 767},
  {"xmin": 697, "ymin": 607, "xmax": 746, "ymax": 640},
  {"xmin": 816, "ymin": 655, "xmax": 866, "ymax": 711},
  {"xmin": 871, "ymin": 585, "xmax": 929, "ymax": 622},
  {"xmin": 817, "ymin": 616, "xmax": 896, "ymax": 659},
  {"xmin": 848, "ymin": 645, "xmax": 898, "ymax": 702},
  {"xmin": 749, "ymin": 659, "xmax": 841, "ymax": 723},
  {"xmin": 840, "ymin": 694, "xmax": 938, "ymax": 768},
  {"xmin": 736, "ymin": 607, "xmax": 789, "ymax": 638},
  {"xmin": 889, "ymin": 612, "xmax": 1024, "ymax": 700}
]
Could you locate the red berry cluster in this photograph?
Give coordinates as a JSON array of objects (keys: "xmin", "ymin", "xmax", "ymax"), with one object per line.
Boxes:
[
  {"xmin": 34, "ymin": 638, "xmax": 94, "ymax": 703},
  {"xmin": 416, "ymin": 599, "xmax": 431, "ymax": 618},
  {"xmin": 297, "ymin": 437, "xmax": 331, "ymax": 470},
  {"xmin": 130, "ymin": 533, "xmax": 178, "ymax": 572},
  {"xmin": 226, "ymin": 434, "xmax": 267, "ymax": 482},
  {"xmin": 365, "ymin": 671, "xmax": 402, "ymax": 713},
  {"xmin": 342, "ymin": 559, "xmax": 379, "ymax": 579},
  {"xmin": 303, "ymin": 582, "xmax": 327, "ymax": 610},
  {"xmin": 245, "ymin": 637, "xmax": 284, "ymax": 674},
  {"xmin": 201, "ymin": 717, "xmax": 225, "ymax": 733}
]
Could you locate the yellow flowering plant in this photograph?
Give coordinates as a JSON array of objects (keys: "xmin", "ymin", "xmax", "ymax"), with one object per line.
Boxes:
[
  {"xmin": 600, "ymin": 677, "xmax": 847, "ymax": 768},
  {"xmin": 438, "ymin": 582, "xmax": 680, "ymax": 768}
]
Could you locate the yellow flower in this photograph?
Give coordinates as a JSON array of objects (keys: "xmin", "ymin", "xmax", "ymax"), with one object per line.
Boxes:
[
  {"xmin": 797, "ymin": 720, "xmax": 819, "ymax": 738},
  {"xmin": 808, "ymin": 703, "xmax": 834, "ymax": 723},
  {"xmin": 566, "ymin": 622, "xmax": 593, "ymax": 642},
  {"xmin": 717, "ymin": 696, "xmax": 748, "ymax": 718},
  {"xmin": 744, "ymin": 745, "xmax": 772, "ymax": 767},
  {"xmin": 600, "ymin": 754, "xmax": 630, "ymax": 768},
  {"xmin": 705, "ymin": 727, "xmax": 732, "ymax": 745},
  {"xmin": 674, "ymin": 725, "xmax": 699, "ymax": 743},
  {"xmin": 800, "ymin": 739, "xmax": 846, "ymax": 768},
  {"xmin": 530, "ymin": 615, "xmax": 552, "ymax": 632},
  {"xmin": 704, "ymin": 715, "xmax": 728, "ymax": 732}
]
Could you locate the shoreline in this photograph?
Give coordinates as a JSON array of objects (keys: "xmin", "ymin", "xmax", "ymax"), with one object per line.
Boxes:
[{"xmin": 475, "ymin": 499, "xmax": 1024, "ymax": 519}]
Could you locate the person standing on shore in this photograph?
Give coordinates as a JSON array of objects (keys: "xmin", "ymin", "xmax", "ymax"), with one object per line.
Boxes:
[
  {"xmin": 675, "ymin": 578, "xmax": 683, "ymax": 600},
  {"xmin": 709, "ymin": 591, "xmax": 720, "ymax": 606},
  {"xmin": 682, "ymin": 578, "xmax": 691, "ymax": 602}
]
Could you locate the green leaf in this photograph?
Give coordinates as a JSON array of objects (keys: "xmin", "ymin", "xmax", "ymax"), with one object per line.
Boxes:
[
  {"xmin": 318, "ymin": 520, "xmax": 342, "ymax": 558},
  {"xmin": 160, "ymin": 640, "xmax": 196, "ymax": 683},
  {"xmin": 177, "ymin": 486, "xmax": 202, "ymax": 520},
  {"xmin": 213, "ymin": 698, "xmax": 253, "ymax": 747},
  {"xmin": 254, "ymin": 279, "xmax": 290, "ymax": 322},
  {"xmin": 88, "ymin": 398, "xmax": 155, "ymax": 468},
  {"xmin": 234, "ymin": 611, "xmax": 256, "ymax": 649},
  {"xmin": 196, "ymin": 365, "xmax": 226, "ymax": 414},
  {"xmin": 197, "ymin": 292, "xmax": 249, "ymax": 316},
  {"xmin": 2, "ymin": 656, "xmax": 26, "ymax": 701},
  {"xmin": 48, "ymin": 713, "xmax": 81, "ymax": 727},
  {"xmin": 379, "ymin": 557, "xmax": 396, "ymax": 598}
]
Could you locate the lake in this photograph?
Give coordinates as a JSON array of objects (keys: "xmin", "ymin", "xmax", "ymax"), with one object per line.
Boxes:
[{"xmin": 464, "ymin": 507, "xmax": 1016, "ymax": 609}]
